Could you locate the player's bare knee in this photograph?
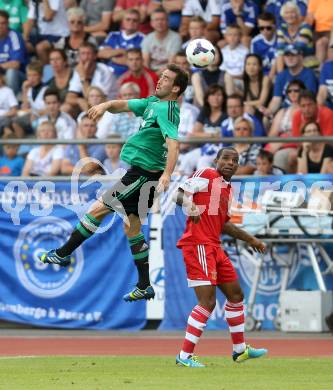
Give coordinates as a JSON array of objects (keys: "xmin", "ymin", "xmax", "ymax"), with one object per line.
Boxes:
[
  {"xmin": 199, "ymin": 297, "xmax": 216, "ymax": 312},
  {"xmin": 227, "ymin": 289, "xmax": 244, "ymax": 303}
]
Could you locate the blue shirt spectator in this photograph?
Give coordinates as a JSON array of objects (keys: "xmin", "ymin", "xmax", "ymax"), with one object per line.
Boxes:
[
  {"xmin": 265, "ymin": 0, "xmax": 307, "ymax": 26},
  {"xmin": 318, "ymin": 61, "xmax": 333, "ymax": 110},
  {"xmin": 64, "ymin": 144, "xmax": 107, "ymax": 167},
  {"xmin": 220, "ymin": 0, "xmax": 257, "ymax": 34},
  {"xmin": 100, "ymin": 31, "xmax": 144, "ymax": 76},
  {"xmin": 273, "ymin": 67, "xmax": 318, "ymax": 105},
  {"xmin": 0, "ymin": 29, "xmax": 27, "ymax": 69},
  {"xmin": 221, "ymin": 113, "xmax": 266, "ymax": 142},
  {"xmin": 98, "ymin": 9, "xmax": 144, "ymax": 77},
  {"xmin": 251, "ymin": 34, "xmax": 277, "ymax": 75},
  {"xmin": 0, "ymin": 155, "xmax": 24, "ymax": 176}
]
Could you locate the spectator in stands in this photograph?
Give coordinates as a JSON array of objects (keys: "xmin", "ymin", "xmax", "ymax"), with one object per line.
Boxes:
[
  {"xmin": 117, "ymin": 48, "xmax": 158, "ymax": 98},
  {"xmin": 276, "ymin": 2, "xmax": 315, "ymax": 72},
  {"xmin": 12, "ymin": 60, "xmax": 47, "ymax": 137},
  {"xmin": 0, "ymin": 67, "xmax": 18, "ymax": 135},
  {"xmin": 112, "ymin": 0, "xmax": 150, "ymax": 34},
  {"xmin": 251, "ymin": 12, "xmax": 277, "ymax": 77},
  {"xmin": 24, "ymin": 0, "xmax": 70, "ymax": 64},
  {"xmin": 266, "ymin": 79, "xmax": 305, "ymax": 173},
  {"xmin": 148, "ymin": 0, "xmax": 183, "ymax": 33},
  {"xmin": 221, "ymin": 94, "xmax": 266, "ymax": 142},
  {"xmin": 54, "ymin": 7, "xmax": 98, "ymax": 68},
  {"xmin": 98, "ymin": 9, "xmax": 144, "ymax": 77},
  {"xmin": 22, "ymin": 121, "xmax": 64, "ymax": 176},
  {"xmin": 180, "ymin": 0, "xmax": 220, "ymax": 42},
  {"xmin": 74, "ymin": 86, "xmax": 115, "ymax": 141},
  {"xmin": 235, "ymin": 54, "xmax": 272, "ymax": 118},
  {"xmin": 292, "ymin": 90, "xmax": 333, "ymax": 137},
  {"xmin": 103, "ymin": 137, "xmax": 128, "ymax": 174},
  {"xmin": 265, "ymin": 0, "xmax": 307, "ymax": 27},
  {"xmin": 0, "ymin": 10, "xmax": 27, "ymax": 94},
  {"xmin": 254, "ymin": 149, "xmax": 284, "ymax": 176},
  {"xmin": 37, "ymin": 89, "xmax": 76, "ymax": 140},
  {"xmin": 221, "ymin": 25, "xmax": 249, "ymax": 96},
  {"xmin": 266, "ymin": 45, "xmax": 318, "ymax": 118},
  {"xmin": 141, "ymin": 8, "xmax": 182, "ymax": 74},
  {"xmin": 233, "ymin": 117, "xmax": 261, "ymax": 175},
  {"xmin": 61, "ymin": 115, "xmax": 107, "ymax": 175},
  {"xmin": 107, "ymin": 82, "xmax": 142, "ymax": 139},
  {"xmin": 173, "ymin": 51, "xmax": 195, "ymax": 104},
  {"xmin": 46, "ymin": 49, "xmax": 73, "ymax": 104},
  {"xmin": 66, "ymin": 42, "xmax": 117, "ymax": 112},
  {"xmin": 80, "ymin": 0, "xmax": 114, "ymax": 41},
  {"xmin": 0, "ymin": 0, "xmax": 28, "ymax": 33},
  {"xmin": 220, "ymin": 0, "xmax": 257, "ymax": 47},
  {"xmin": 177, "ymin": 84, "xmax": 226, "ymax": 175},
  {"xmin": 0, "ymin": 133, "xmax": 24, "ymax": 176},
  {"xmin": 297, "ymin": 121, "xmax": 333, "ymax": 174},
  {"xmin": 182, "ymin": 16, "xmax": 206, "ymax": 50},
  {"xmin": 192, "ymin": 44, "xmax": 223, "ymax": 107},
  {"xmin": 317, "ymin": 60, "xmax": 333, "ymax": 110},
  {"xmin": 306, "ymin": 0, "xmax": 333, "ymax": 63}
]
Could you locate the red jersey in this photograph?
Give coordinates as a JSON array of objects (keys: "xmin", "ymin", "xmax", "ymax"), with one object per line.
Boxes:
[{"xmin": 177, "ymin": 168, "xmax": 231, "ymax": 248}]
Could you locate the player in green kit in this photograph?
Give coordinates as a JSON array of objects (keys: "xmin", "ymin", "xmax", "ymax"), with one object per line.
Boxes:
[{"xmin": 40, "ymin": 64, "xmax": 189, "ymax": 302}]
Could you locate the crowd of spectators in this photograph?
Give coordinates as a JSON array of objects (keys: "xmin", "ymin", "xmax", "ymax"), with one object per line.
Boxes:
[{"xmin": 0, "ymin": 0, "xmax": 333, "ymax": 177}]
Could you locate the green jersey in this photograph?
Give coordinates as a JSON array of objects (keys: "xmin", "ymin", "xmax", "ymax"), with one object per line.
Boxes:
[
  {"xmin": 120, "ymin": 96, "xmax": 180, "ymax": 171},
  {"xmin": 0, "ymin": 0, "xmax": 28, "ymax": 33}
]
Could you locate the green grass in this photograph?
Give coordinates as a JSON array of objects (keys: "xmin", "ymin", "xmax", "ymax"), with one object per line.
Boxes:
[{"xmin": 0, "ymin": 356, "xmax": 332, "ymax": 390}]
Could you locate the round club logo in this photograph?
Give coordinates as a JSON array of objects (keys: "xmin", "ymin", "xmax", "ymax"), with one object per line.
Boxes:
[
  {"xmin": 229, "ymin": 246, "xmax": 300, "ymax": 296},
  {"xmin": 14, "ymin": 217, "xmax": 84, "ymax": 298}
]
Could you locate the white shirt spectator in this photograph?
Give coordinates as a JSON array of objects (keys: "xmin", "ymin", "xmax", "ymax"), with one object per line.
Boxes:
[
  {"xmin": 141, "ymin": 30, "xmax": 182, "ymax": 72},
  {"xmin": 27, "ymin": 85, "xmax": 48, "ymax": 113},
  {"xmin": 179, "ymin": 101, "xmax": 200, "ymax": 138},
  {"xmin": 77, "ymin": 111, "xmax": 114, "ymax": 139},
  {"xmin": 220, "ymin": 44, "xmax": 249, "ymax": 76},
  {"xmin": 27, "ymin": 0, "xmax": 69, "ymax": 37},
  {"xmin": 68, "ymin": 63, "xmax": 117, "ymax": 99},
  {"xmin": 0, "ymin": 86, "xmax": 18, "ymax": 116},
  {"xmin": 26, "ymin": 146, "xmax": 64, "ymax": 176},
  {"xmin": 37, "ymin": 112, "xmax": 76, "ymax": 139},
  {"xmin": 182, "ymin": 0, "xmax": 220, "ymax": 23}
]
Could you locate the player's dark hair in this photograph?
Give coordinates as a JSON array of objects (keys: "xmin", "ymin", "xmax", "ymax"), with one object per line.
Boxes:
[
  {"xmin": 202, "ymin": 84, "xmax": 225, "ymax": 117},
  {"xmin": 216, "ymin": 147, "xmax": 238, "ymax": 160},
  {"xmin": 298, "ymin": 89, "xmax": 317, "ymax": 104},
  {"xmin": 258, "ymin": 12, "xmax": 276, "ymax": 24},
  {"xmin": 44, "ymin": 88, "xmax": 60, "ymax": 101},
  {"xmin": 0, "ymin": 10, "xmax": 9, "ymax": 20},
  {"xmin": 167, "ymin": 64, "xmax": 189, "ymax": 97},
  {"xmin": 257, "ymin": 149, "xmax": 274, "ymax": 163}
]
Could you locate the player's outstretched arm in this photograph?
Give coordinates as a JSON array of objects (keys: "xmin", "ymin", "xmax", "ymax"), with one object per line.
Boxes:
[
  {"xmin": 157, "ymin": 138, "xmax": 179, "ymax": 193},
  {"xmin": 172, "ymin": 188, "xmax": 201, "ymax": 224},
  {"xmin": 223, "ymin": 222, "xmax": 266, "ymax": 253},
  {"xmin": 87, "ymin": 100, "xmax": 131, "ymax": 121}
]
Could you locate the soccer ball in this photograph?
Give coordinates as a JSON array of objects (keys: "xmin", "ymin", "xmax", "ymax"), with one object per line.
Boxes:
[{"xmin": 186, "ymin": 39, "xmax": 216, "ymax": 68}]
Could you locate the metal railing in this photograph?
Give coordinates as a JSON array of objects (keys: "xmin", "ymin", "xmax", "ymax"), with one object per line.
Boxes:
[{"xmin": 0, "ymin": 136, "xmax": 332, "ymax": 145}]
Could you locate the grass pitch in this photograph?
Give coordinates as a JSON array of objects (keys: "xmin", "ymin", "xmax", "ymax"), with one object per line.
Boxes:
[{"xmin": 0, "ymin": 356, "xmax": 332, "ymax": 390}]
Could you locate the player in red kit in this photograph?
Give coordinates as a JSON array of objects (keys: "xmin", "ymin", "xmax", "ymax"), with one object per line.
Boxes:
[{"xmin": 173, "ymin": 147, "xmax": 268, "ymax": 367}]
